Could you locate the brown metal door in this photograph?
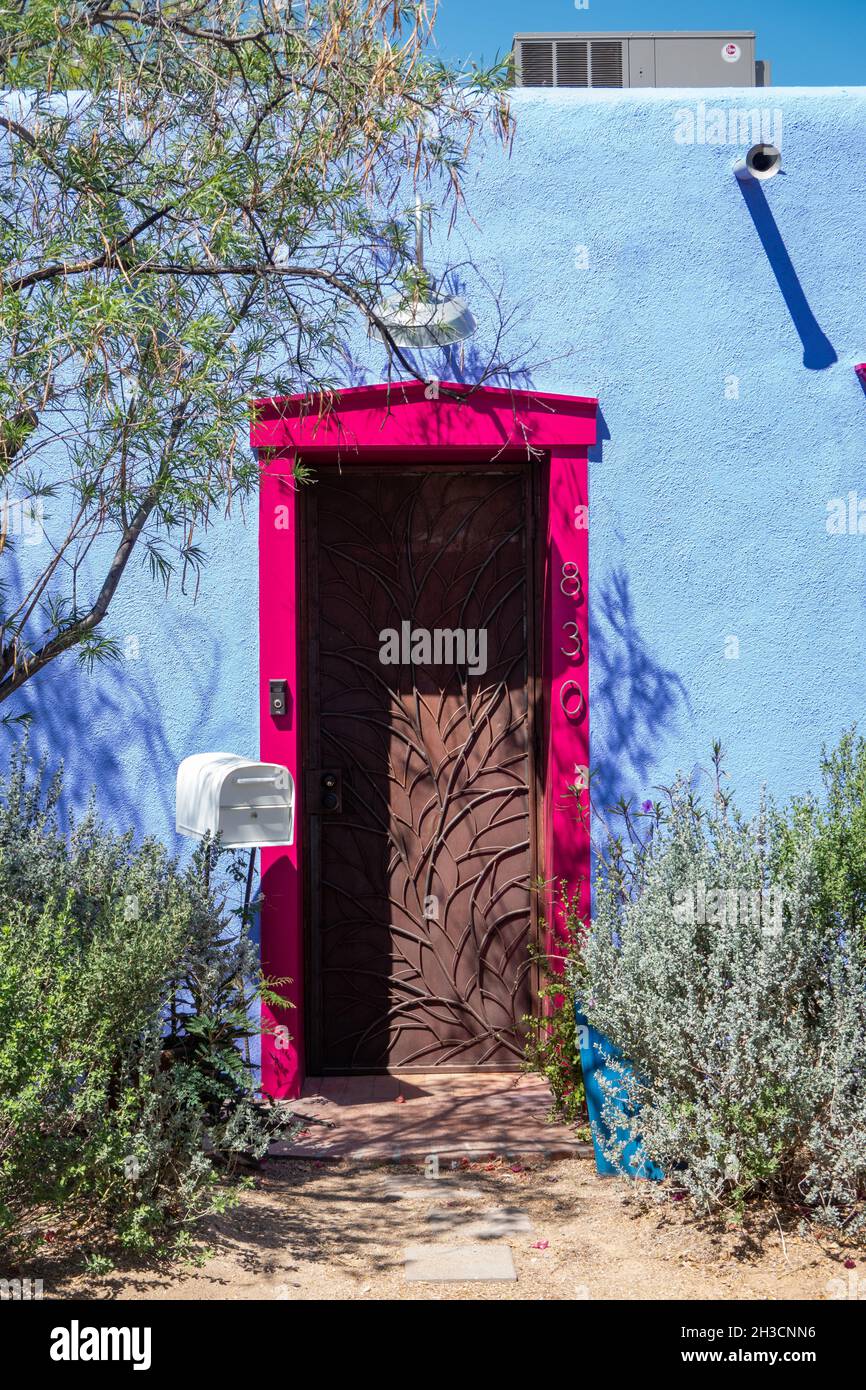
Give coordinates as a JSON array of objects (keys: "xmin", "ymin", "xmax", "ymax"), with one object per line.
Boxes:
[{"xmin": 303, "ymin": 465, "xmax": 539, "ymax": 1072}]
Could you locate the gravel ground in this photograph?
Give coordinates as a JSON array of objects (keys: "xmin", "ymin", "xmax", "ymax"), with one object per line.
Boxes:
[{"xmin": 33, "ymin": 1155, "xmax": 866, "ymax": 1302}]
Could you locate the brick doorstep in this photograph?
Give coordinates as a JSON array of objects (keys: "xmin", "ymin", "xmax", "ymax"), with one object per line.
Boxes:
[{"xmin": 266, "ymin": 1072, "xmax": 590, "ymax": 1163}]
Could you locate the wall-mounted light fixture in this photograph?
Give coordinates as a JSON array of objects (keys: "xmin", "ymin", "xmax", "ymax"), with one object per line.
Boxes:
[
  {"xmin": 734, "ymin": 143, "xmax": 783, "ymax": 182},
  {"xmin": 371, "ymin": 197, "xmax": 476, "ymax": 351}
]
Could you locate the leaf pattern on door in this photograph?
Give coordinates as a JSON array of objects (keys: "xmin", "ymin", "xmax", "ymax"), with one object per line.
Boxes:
[{"xmin": 309, "ymin": 468, "xmax": 535, "ymax": 1070}]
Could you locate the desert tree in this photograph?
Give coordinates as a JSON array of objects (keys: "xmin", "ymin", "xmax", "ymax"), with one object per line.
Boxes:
[{"xmin": 0, "ymin": 0, "xmax": 512, "ymax": 702}]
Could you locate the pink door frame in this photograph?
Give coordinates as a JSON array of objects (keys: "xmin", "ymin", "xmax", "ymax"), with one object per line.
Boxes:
[{"xmin": 252, "ymin": 381, "xmax": 597, "ymax": 1099}]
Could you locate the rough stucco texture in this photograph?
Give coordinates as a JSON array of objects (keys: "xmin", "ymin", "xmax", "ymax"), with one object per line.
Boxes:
[{"xmin": 16, "ymin": 88, "xmax": 866, "ymax": 838}]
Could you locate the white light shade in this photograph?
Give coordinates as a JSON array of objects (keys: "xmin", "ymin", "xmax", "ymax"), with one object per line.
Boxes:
[{"xmin": 371, "ymin": 290, "xmax": 477, "ymax": 350}]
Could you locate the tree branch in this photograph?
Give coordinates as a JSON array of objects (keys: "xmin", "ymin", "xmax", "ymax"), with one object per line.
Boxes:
[
  {"xmin": 3, "ymin": 202, "xmax": 177, "ymax": 293},
  {"xmin": 0, "ymin": 401, "xmax": 189, "ymax": 701}
]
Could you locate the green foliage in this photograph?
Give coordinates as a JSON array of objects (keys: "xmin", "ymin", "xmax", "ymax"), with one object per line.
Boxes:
[
  {"xmin": 0, "ymin": 1, "xmax": 512, "ymax": 701},
  {"xmin": 0, "ymin": 742, "xmax": 298, "ymax": 1259},
  {"xmin": 577, "ymin": 739, "xmax": 866, "ymax": 1229},
  {"xmin": 522, "ymin": 883, "xmax": 587, "ymax": 1127},
  {"xmin": 777, "ymin": 726, "xmax": 866, "ymax": 958}
]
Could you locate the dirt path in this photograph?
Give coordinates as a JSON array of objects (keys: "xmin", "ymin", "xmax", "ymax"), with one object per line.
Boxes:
[{"xmin": 40, "ymin": 1155, "xmax": 864, "ymax": 1302}]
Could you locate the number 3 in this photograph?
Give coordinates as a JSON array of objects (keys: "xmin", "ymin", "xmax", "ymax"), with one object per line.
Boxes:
[{"xmin": 561, "ymin": 621, "xmax": 583, "ymax": 660}]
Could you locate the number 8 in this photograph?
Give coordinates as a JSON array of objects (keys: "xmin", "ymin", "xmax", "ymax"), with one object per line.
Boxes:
[{"xmin": 560, "ymin": 561, "xmax": 582, "ymax": 598}]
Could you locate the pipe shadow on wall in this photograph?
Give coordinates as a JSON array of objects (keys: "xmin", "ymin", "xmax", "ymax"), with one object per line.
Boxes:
[
  {"xmin": 736, "ymin": 177, "xmax": 837, "ymax": 370},
  {"xmin": 0, "ymin": 552, "xmax": 152, "ymax": 831},
  {"xmin": 9, "ymin": 659, "xmax": 179, "ymax": 836},
  {"xmin": 3, "ymin": 619, "xmax": 225, "ymax": 841},
  {"xmin": 589, "ymin": 567, "xmax": 690, "ymax": 816}
]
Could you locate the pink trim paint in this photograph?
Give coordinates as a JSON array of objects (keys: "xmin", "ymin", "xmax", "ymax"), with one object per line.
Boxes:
[{"xmin": 254, "ymin": 382, "xmax": 597, "ymax": 1098}]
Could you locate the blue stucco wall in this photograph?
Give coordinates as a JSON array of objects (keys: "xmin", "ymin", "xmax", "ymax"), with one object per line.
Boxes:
[{"xmin": 14, "ymin": 88, "xmax": 866, "ymax": 838}]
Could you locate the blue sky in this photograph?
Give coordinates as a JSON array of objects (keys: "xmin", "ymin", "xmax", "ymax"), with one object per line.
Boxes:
[{"xmin": 429, "ymin": 0, "xmax": 866, "ymax": 86}]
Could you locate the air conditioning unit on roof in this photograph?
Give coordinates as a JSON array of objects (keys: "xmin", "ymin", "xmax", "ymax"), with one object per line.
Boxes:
[{"xmin": 512, "ymin": 32, "xmax": 770, "ymax": 89}]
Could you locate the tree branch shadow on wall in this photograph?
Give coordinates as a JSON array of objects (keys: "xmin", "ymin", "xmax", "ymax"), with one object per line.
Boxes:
[
  {"xmin": 9, "ymin": 658, "xmax": 178, "ymax": 837},
  {"xmin": 589, "ymin": 567, "xmax": 691, "ymax": 817},
  {"xmin": 736, "ymin": 177, "xmax": 837, "ymax": 371},
  {"xmin": 2, "ymin": 598, "xmax": 226, "ymax": 843},
  {"xmin": 389, "ymin": 268, "xmax": 537, "ymax": 388},
  {"xmin": 341, "ymin": 266, "xmax": 538, "ymax": 391}
]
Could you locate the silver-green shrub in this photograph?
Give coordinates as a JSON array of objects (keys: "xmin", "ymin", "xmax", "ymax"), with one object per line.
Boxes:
[{"xmin": 578, "ymin": 762, "xmax": 866, "ymax": 1227}]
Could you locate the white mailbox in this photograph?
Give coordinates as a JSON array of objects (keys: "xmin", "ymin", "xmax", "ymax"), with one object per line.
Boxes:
[{"xmin": 176, "ymin": 753, "xmax": 294, "ymax": 848}]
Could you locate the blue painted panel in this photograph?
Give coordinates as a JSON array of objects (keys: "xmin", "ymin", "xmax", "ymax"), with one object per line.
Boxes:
[{"xmin": 9, "ymin": 89, "xmax": 866, "ymax": 844}]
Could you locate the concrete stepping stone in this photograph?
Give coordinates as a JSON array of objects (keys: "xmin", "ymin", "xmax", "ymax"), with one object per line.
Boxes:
[
  {"xmin": 404, "ymin": 1243, "xmax": 517, "ymax": 1282},
  {"xmin": 381, "ymin": 1177, "xmax": 481, "ymax": 1199},
  {"xmin": 425, "ymin": 1205, "xmax": 532, "ymax": 1238}
]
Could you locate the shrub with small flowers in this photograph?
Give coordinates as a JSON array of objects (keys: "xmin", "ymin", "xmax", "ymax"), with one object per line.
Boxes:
[
  {"xmin": 576, "ymin": 738, "xmax": 866, "ymax": 1229},
  {"xmin": 0, "ymin": 743, "xmax": 299, "ymax": 1260},
  {"xmin": 522, "ymin": 883, "xmax": 587, "ymax": 1127}
]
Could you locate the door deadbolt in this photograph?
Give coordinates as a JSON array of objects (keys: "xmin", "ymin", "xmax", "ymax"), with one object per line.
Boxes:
[{"xmin": 311, "ymin": 769, "xmax": 342, "ymax": 814}]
